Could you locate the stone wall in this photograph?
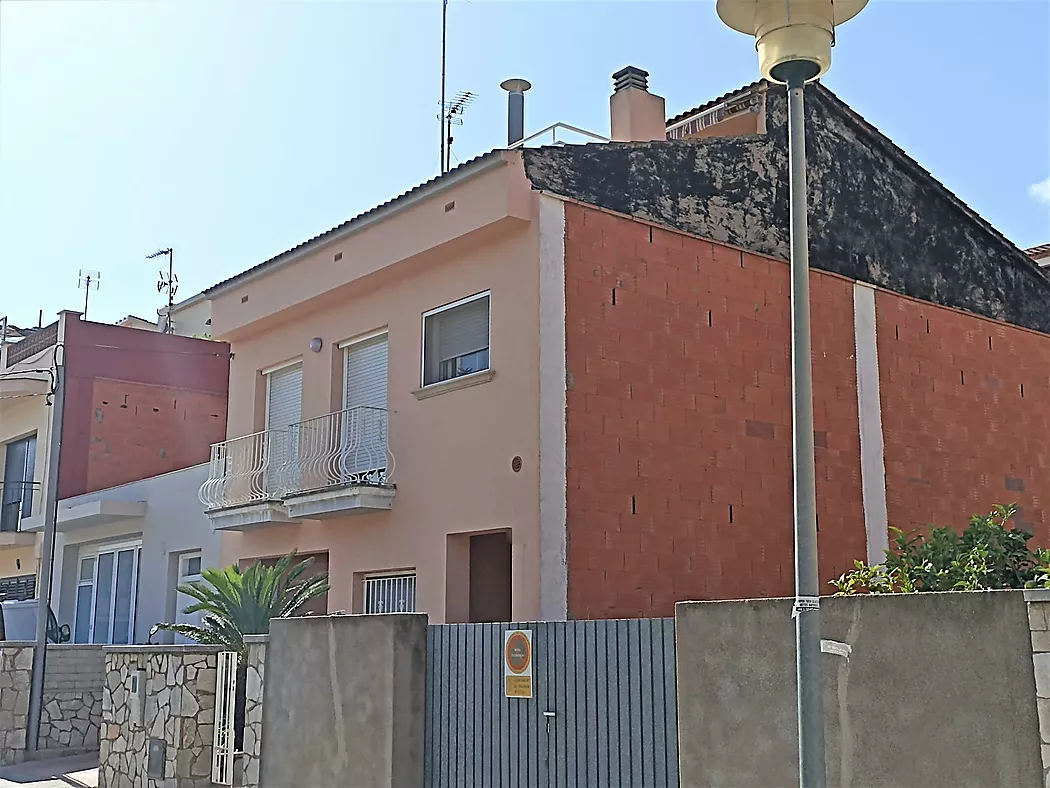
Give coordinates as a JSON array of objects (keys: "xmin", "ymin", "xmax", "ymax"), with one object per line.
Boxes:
[
  {"xmin": 100, "ymin": 646, "xmax": 221, "ymax": 788},
  {"xmin": 0, "ymin": 642, "xmax": 33, "ymax": 766},
  {"xmin": 39, "ymin": 644, "xmax": 104, "ymax": 754},
  {"xmin": 1026, "ymin": 589, "xmax": 1050, "ymax": 785},
  {"xmin": 240, "ymin": 636, "xmax": 267, "ymax": 788}
]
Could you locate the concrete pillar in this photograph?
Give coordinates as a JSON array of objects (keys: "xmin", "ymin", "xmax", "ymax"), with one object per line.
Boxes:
[{"xmin": 260, "ymin": 614, "xmax": 427, "ymax": 787}]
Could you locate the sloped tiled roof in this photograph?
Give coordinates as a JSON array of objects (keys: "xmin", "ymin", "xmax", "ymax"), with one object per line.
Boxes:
[
  {"xmin": 1026, "ymin": 243, "xmax": 1050, "ymax": 259},
  {"xmin": 665, "ymin": 80, "xmax": 764, "ymax": 128}
]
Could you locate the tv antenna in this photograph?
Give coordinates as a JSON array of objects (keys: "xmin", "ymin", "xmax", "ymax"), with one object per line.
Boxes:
[
  {"xmin": 438, "ymin": 90, "xmax": 475, "ymax": 173},
  {"xmin": 147, "ymin": 247, "xmax": 177, "ymax": 333},
  {"xmin": 77, "ymin": 270, "xmax": 100, "ymax": 319}
]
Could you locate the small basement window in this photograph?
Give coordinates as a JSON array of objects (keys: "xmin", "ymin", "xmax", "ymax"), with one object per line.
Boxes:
[
  {"xmin": 422, "ymin": 292, "xmax": 490, "ymax": 387},
  {"xmin": 363, "ymin": 573, "xmax": 417, "ymax": 614}
]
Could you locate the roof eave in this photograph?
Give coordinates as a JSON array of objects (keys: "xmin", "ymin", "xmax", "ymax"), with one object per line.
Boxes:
[{"xmin": 204, "ymin": 150, "xmax": 508, "ymax": 300}]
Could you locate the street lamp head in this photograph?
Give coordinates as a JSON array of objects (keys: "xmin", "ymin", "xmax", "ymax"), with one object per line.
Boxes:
[{"xmin": 716, "ymin": 0, "xmax": 868, "ymax": 83}]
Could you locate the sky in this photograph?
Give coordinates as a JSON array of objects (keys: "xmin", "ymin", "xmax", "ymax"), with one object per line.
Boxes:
[{"xmin": 0, "ymin": 0, "xmax": 1047, "ymax": 329}]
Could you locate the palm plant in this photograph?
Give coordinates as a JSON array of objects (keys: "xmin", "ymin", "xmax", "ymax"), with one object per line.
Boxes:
[
  {"xmin": 155, "ymin": 551, "xmax": 330, "ymax": 655},
  {"xmin": 155, "ymin": 551, "xmax": 329, "ymax": 751}
]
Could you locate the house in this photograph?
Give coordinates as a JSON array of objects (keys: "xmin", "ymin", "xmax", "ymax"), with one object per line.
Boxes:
[
  {"xmin": 1027, "ymin": 244, "xmax": 1050, "ymax": 270},
  {"xmin": 22, "ymin": 464, "xmax": 219, "ymax": 644},
  {"xmin": 114, "ymin": 315, "xmax": 157, "ymax": 332},
  {"xmin": 0, "ymin": 310, "xmax": 230, "ymax": 642},
  {"xmin": 157, "ymin": 291, "xmax": 212, "ymax": 338},
  {"xmin": 184, "ymin": 65, "xmax": 1050, "ymax": 622}
]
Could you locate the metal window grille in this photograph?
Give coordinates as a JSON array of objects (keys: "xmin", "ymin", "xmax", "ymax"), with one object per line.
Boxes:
[
  {"xmin": 212, "ymin": 651, "xmax": 238, "ymax": 785},
  {"xmin": 363, "ymin": 574, "xmax": 416, "ymax": 614}
]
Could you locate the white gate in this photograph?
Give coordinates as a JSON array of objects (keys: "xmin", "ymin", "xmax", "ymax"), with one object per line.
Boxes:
[{"xmin": 212, "ymin": 650, "xmax": 238, "ymax": 785}]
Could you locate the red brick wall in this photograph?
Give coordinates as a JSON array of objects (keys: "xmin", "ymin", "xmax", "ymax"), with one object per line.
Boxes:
[
  {"xmin": 876, "ymin": 291, "xmax": 1050, "ymax": 541},
  {"xmin": 563, "ymin": 203, "xmax": 865, "ymax": 619},
  {"xmin": 82, "ymin": 379, "xmax": 227, "ymax": 494},
  {"xmin": 58, "ymin": 319, "xmax": 230, "ymax": 498}
]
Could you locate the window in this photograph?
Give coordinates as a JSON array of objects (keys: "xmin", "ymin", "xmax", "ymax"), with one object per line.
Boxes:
[
  {"xmin": 74, "ymin": 542, "xmax": 141, "ymax": 644},
  {"xmin": 173, "ymin": 552, "xmax": 204, "ymax": 644},
  {"xmin": 1, "ymin": 434, "xmax": 36, "ymax": 532},
  {"xmin": 264, "ymin": 362, "xmax": 302, "ymax": 492},
  {"xmin": 181, "ymin": 554, "xmax": 203, "ymax": 579},
  {"xmin": 363, "ymin": 573, "xmax": 417, "ymax": 614},
  {"xmin": 422, "ymin": 293, "xmax": 490, "ymax": 387}
]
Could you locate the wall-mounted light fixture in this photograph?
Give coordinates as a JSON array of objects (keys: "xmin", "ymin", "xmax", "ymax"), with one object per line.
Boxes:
[{"xmin": 309, "ymin": 337, "xmax": 323, "ymax": 353}]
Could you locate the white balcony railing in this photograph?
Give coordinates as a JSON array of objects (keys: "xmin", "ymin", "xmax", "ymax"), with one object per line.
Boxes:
[
  {"xmin": 198, "ymin": 407, "xmax": 390, "ymax": 511},
  {"xmin": 288, "ymin": 406, "xmax": 389, "ymax": 494},
  {"xmin": 198, "ymin": 429, "xmax": 287, "ymax": 510}
]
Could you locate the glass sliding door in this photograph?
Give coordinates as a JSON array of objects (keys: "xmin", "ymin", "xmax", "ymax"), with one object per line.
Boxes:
[{"xmin": 74, "ymin": 542, "xmax": 141, "ymax": 644}]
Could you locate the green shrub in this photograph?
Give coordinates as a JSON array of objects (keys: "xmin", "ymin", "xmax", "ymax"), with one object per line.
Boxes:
[{"xmin": 832, "ymin": 504, "xmax": 1050, "ymax": 594}]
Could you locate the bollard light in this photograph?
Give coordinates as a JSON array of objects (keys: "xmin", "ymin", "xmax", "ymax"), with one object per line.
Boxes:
[{"xmin": 716, "ymin": 0, "xmax": 868, "ymax": 83}]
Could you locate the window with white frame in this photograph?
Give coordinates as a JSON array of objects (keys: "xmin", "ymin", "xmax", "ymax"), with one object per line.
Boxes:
[
  {"xmin": 363, "ymin": 573, "xmax": 417, "ymax": 614},
  {"xmin": 422, "ymin": 292, "xmax": 490, "ymax": 387},
  {"xmin": 1, "ymin": 434, "xmax": 36, "ymax": 532},
  {"xmin": 173, "ymin": 552, "xmax": 204, "ymax": 644},
  {"xmin": 74, "ymin": 541, "xmax": 141, "ymax": 644}
]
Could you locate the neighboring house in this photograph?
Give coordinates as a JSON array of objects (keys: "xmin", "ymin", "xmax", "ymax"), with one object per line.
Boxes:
[
  {"xmin": 157, "ymin": 292, "xmax": 212, "ymax": 338},
  {"xmin": 188, "ymin": 65, "xmax": 1050, "ymax": 622},
  {"xmin": 0, "ymin": 322, "xmax": 52, "ymax": 599},
  {"xmin": 21, "ymin": 464, "xmax": 220, "ymax": 645},
  {"xmin": 1027, "ymin": 244, "xmax": 1050, "ymax": 270},
  {"xmin": 0, "ymin": 310, "xmax": 231, "ymax": 641},
  {"xmin": 114, "ymin": 315, "xmax": 157, "ymax": 332}
]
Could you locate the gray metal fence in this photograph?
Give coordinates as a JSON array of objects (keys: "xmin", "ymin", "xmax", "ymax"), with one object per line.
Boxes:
[{"xmin": 425, "ymin": 618, "xmax": 679, "ymax": 787}]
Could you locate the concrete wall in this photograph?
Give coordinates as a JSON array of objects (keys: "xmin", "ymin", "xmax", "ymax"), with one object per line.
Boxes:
[
  {"xmin": 675, "ymin": 591, "xmax": 1042, "ymax": 788},
  {"xmin": 0, "ymin": 642, "xmax": 32, "ymax": 766},
  {"xmin": 260, "ymin": 614, "xmax": 426, "ymax": 788},
  {"xmin": 100, "ymin": 645, "xmax": 221, "ymax": 788},
  {"xmin": 51, "ymin": 464, "xmax": 221, "ymax": 643},
  {"xmin": 39, "ymin": 644, "xmax": 104, "ymax": 754}
]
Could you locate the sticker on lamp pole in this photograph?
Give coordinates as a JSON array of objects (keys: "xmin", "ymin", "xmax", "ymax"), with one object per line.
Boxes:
[{"xmin": 504, "ymin": 629, "xmax": 533, "ymax": 698}]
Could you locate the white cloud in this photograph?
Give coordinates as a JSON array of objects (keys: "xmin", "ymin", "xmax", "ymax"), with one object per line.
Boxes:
[{"xmin": 1030, "ymin": 178, "xmax": 1050, "ymax": 206}]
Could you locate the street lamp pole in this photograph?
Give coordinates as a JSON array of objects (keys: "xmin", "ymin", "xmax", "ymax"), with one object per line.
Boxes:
[
  {"xmin": 781, "ymin": 61, "xmax": 825, "ymax": 788},
  {"xmin": 714, "ymin": 3, "xmax": 869, "ymax": 786}
]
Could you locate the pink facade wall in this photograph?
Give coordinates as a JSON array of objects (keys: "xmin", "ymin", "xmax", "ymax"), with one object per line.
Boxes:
[{"xmin": 214, "ymin": 157, "xmax": 543, "ymax": 622}]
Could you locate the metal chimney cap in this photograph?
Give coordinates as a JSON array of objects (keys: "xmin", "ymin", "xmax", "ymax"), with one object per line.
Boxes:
[
  {"xmin": 612, "ymin": 66, "xmax": 649, "ymax": 93},
  {"xmin": 500, "ymin": 78, "xmax": 532, "ymax": 93}
]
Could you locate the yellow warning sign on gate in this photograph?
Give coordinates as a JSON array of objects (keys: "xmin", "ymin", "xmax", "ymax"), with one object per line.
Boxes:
[{"xmin": 504, "ymin": 629, "xmax": 533, "ymax": 698}]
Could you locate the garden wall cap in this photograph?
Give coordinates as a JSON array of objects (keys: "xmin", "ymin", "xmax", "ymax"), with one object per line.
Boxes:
[
  {"xmin": 103, "ymin": 644, "xmax": 226, "ymax": 654},
  {"xmin": 1024, "ymin": 589, "xmax": 1050, "ymax": 602}
]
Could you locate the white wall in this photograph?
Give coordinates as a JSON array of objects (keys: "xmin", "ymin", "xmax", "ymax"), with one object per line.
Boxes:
[
  {"xmin": 160, "ymin": 297, "xmax": 212, "ymax": 338},
  {"xmin": 52, "ymin": 464, "xmax": 220, "ymax": 643}
]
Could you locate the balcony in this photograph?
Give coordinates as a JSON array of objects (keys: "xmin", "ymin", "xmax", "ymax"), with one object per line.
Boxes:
[
  {"xmin": 199, "ymin": 406, "xmax": 394, "ymax": 530},
  {"xmin": 0, "ymin": 481, "xmax": 41, "ymax": 546}
]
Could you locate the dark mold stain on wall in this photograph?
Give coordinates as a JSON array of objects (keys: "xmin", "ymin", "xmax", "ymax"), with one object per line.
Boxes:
[{"xmin": 524, "ymin": 83, "xmax": 1050, "ymax": 334}]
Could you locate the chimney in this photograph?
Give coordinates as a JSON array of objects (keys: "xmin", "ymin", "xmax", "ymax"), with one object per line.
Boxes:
[
  {"xmin": 610, "ymin": 66, "xmax": 666, "ymax": 143},
  {"xmin": 500, "ymin": 78, "xmax": 532, "ymax": 146}
]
